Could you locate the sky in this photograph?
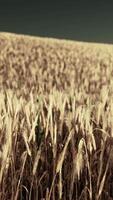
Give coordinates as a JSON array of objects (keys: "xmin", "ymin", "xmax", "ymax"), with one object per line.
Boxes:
[{"xmin": 0, "ymin": 0, "xmax": 113, "ymax": 44}]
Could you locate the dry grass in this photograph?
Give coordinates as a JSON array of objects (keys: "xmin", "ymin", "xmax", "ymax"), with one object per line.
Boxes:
[{"xmin": 0, "ymin": 32, "xmax": 113, "ymax": 199}]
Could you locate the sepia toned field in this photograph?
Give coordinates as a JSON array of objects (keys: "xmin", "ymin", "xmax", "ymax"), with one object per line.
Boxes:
[{"xmin": 0, "ymin": 32, "xmax": 113, "ymax": 200}]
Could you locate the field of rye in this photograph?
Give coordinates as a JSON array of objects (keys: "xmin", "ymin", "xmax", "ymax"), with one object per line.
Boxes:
[{"xmin": 0, "ymin": 32, "xmax": 113, "ymax": 200}]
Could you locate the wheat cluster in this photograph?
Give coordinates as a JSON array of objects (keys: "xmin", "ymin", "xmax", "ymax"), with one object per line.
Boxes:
[{"xmin": 0, "ymin": 32, "xmax": 113, "ymax": 199}]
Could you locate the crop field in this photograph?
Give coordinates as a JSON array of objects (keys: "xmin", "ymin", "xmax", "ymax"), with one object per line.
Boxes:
[{"xmin": 0, "ymin": 32, "xmax": 113, "ymax": 200}]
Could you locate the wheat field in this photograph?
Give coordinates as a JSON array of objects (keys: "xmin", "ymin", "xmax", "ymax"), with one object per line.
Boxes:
[{"xmin": 0, "ymin": 32, "xmax": 113, "ymax": 200}]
